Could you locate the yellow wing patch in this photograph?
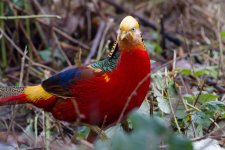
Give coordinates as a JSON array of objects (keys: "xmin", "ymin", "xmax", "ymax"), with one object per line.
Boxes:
[
  {"xmin": 25, "ymin": 85, "xmax": 53, "ymax": 103},
  {"xmin": 103, "ymin": 74, "xmax": 111, "ymax": 83}
]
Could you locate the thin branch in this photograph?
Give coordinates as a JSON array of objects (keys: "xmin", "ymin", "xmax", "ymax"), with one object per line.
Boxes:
[
  {"xmin": 19, "ymin": 21, "xmax": 42, "ymax": 62},
  {"xmin": 177, "ymin": 85, "xmax": 197, "ymax": 137},
  {"xmin": 192, "ymin": 125, "xmax": 225, "ymax": 142},
  {"xmin": 170, "ymin": 51, "xmax": 181, "ymax": 133},
  {"xmin": 193, "ymin": 80, "xmax": 205, "ymax": 106},
  {"xmin": 53, "ymin": 26, "xmax": 90, "ymax": 50},
  {"xmin": 84, "ymin": 21, "xmax": 106, "ymax": 65},
  {"xmin": 167, "ymin": 86, "xmax": 181, "ymax": 133},
  {"xmin": 216, "ymin": 6, "xmax": 225, "ymax": 79},
  {"xmin": 52, "ymin": 31, "xmax": 72, "ymax": 66},
  {"xmin": 149, "ymin": 93, "xmax": 155, "ymax": 117},
  {"xmin": 19, "ymin": 46, "xmax": 28, "ymax": 85},
  {"xmin": 97, "ymin": 18, "xmax": 114, "ymax": 61},
  {"xmin": 0, "ymin": 14, "xmax": 61, "ymax": 20}
]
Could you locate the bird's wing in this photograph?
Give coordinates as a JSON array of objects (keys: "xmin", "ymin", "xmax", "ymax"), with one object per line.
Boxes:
[
  {"xmin": 42, "ymin": 66, "xmax": 103, "ymax": 98},
  {"xmin": 42, "ymin": 42, "xmax": 120, "ymax": 98}
]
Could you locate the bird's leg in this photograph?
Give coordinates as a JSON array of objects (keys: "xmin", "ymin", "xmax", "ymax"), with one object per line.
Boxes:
[
  {"xmin": 87, "ymin": 130, "xmax": 98, "ymax": 142},
  {"xmin": 121, "ymin": 119, "xmax": 133, "ymax": 133},
  {"xmin": 83, "ymin": 123, "xmax": 108, "ymax": 142}
]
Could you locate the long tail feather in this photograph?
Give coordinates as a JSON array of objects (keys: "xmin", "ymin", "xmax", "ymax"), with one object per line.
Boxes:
[
  {"xmin": 0, "ymin": 86, "xmax": 24, "ymax": 98},
  {"xmin": 0, "ymin": 87, "xmax": 27, "ymax": 105},
  {"xmin": 0, "ymin": 85, "xmax": 57, "ymax": 109}
]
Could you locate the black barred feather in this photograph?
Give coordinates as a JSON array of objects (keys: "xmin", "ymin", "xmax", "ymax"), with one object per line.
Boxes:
[
  {"xmin": 90, "ymin": 42, "xmax": 120, "ymax": 72},
  {"xmin": 0, "ymin": 86, "xmax": 25, "ymax": 98},
  {"xmin": 107, "ymin": 41, "xmax": 118, "ymax": 58}
]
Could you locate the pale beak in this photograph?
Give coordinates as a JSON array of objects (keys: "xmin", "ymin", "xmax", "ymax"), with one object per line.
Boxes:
[{"xmin": 120, "ymin": 31, "xmax": 127, "ymax": 40}]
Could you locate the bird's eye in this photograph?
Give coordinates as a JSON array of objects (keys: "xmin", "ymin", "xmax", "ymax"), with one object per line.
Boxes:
[{"xmin": 132, "ymin": 27, "xmax": 135, "ymax": 31}]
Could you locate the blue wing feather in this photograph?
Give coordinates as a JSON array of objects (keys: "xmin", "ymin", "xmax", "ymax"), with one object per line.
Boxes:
[
  {"xmin": 42, "ymin": 68, "xmax": 82, "ymax": 97},
  {"xmin": 42, "ymin": 66, "xmax": 103, "ymax": 97},
  {"xmin": 57, "ymin": 68, "xmax": 82, "ymax": 87}
]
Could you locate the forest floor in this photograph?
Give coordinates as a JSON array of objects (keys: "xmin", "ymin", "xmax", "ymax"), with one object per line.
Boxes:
[{"xmin": 0, "ymin": 0, "xmax": 224, "ymax": 149}]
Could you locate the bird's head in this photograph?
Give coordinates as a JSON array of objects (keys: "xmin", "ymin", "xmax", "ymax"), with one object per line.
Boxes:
[{"xmin": 117, "ymin": 16, "xmax": 144, "ymax": 51}]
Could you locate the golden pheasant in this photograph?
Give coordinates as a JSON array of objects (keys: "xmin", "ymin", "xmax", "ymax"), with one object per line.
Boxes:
[{"xmin": 0, "ymin": 16, "xmax": 151, "ymax": 127}]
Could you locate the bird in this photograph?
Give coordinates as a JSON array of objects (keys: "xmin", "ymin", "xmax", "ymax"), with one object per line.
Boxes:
[{"xmin": 0, "ymin": 16, "xmax": 151, "ymax": 127}]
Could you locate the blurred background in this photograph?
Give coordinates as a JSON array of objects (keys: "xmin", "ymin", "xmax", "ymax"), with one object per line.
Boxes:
[{"xmin": 0, "ymin": 0, "xmax": 225, "ymax": 149}]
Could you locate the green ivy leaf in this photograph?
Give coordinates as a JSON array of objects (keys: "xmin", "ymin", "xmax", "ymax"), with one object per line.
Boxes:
[
  {"xmin": 178, "ymin": 66, "xmax": 218, "ymax": 78},
  {"xmin": 175, "ymin": 105, "xmax": 186, "ymax": 119},
  {"xmin": 178, "ymin": 69, "xmax": 192, "ymax": 75},
  {"xmin": 39, "ymin": 48, "xmax": 65, "ymax": 62},
  {"xmin": 192, "ymin": 112, "xmax": 211, "ymax": 128},
  {"xmin": 184, "ymin": 92, "xmax": 218, "ymax": 103},
  {"xmin": 220, "ymin": 31, "xmax": 225, "ymax": 39},
  {"xmin": 157, "ymin": 97, "xmax": 171, "ymax": 114},
  {"xmin": 168, "ymin": 80, "xmax": 177, "ymax": 98},
  {"xmin": 194, "ymin": 66, "xmax": 218, "ymax": 78},
  {"xmin": 198, "ymin": 93, "xmax": 219, "ymax": 103},
  {"xmin": 183, "ymin": 94, "xmax": 195, "ymax": 103},
  {"xmin": 137, "ymin": 100, "xmax": 150, "ymax": 117},
  {"xmin": 152, "ymin": 71, "xmax": 167, "ymax": 90}
]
